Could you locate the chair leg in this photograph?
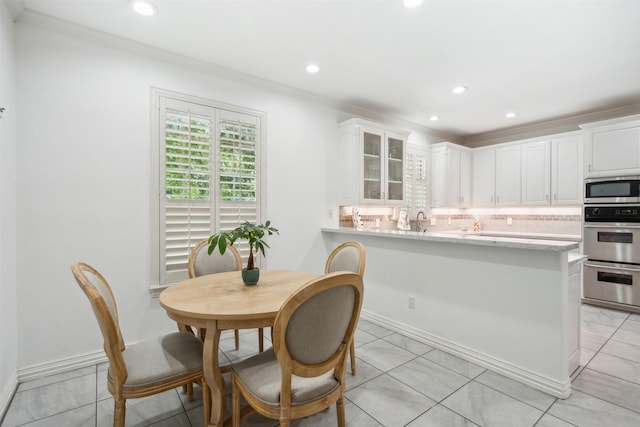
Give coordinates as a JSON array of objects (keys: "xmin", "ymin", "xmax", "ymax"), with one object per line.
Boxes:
[
  {"xmin": 349, "ymin": 339, "xmax": 357, "ymax": 375},
  {"xmin": 114, "ymin": 397, "xmax": 126, "ymax": 427},
  {"xmin": 336, "ymin": 396, "xmax": 346, "ymax": 427},
  {"xmin": 187, "ymin": 381, "xmax": 194, "ymax": 401},
  {"xmin": 234, "ymin": 329, "xmax": 240, "ymax": 350},
  {"xmin": 258, "ymin": 328, "xmax": 264, "ymax": 352}
]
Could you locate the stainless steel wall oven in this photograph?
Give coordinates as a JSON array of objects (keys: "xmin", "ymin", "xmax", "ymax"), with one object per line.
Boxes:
[{"xmin": 583, "ymin": 202, "xmax": 640, "ymax": 311}]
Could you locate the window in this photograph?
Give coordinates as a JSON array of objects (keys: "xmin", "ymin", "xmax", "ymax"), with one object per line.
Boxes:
[
  {"xmin": 152, "ymin": 91, "xmax": 264, "ymax": 287},
  {"xmin": 405, "ymin": 144, "xmax": 429, "ymax": 215}
]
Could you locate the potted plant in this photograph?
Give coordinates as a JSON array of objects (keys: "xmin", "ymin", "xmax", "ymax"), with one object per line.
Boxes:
[{"xmin": 207, "ymin": 220, "xmax": 279, "ymax": 285}]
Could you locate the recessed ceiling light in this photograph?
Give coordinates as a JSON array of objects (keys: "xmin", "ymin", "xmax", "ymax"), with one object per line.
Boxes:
[
  {"xmin": 131, "ymin": 0, "xmax": 157, "ymax": 16},
  {"xmin": 305, "ymin": 63, "xmax": 320, "ymax": 74},
  {"xmin": 452, "ymin": 86, "xmax": 467, "ymax": 94},
  {"xmin": 403, "ymin": 0, "xmax": 424, "ymax": 8},
  {"xmin": 505, "ymin": 112, "xmax": 517, "ymax": 118},
  {"xmin": 429, "ymin": 116, "xmax": 440, "ymax": 121}
]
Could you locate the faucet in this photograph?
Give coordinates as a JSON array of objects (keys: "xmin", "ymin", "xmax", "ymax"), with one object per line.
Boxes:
[{"xmin": 416, "ymin": 211, "xmax": 426, "ymax": 232}]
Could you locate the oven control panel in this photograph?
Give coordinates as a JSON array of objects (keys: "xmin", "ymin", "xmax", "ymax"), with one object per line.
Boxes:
[{"xmin": 585, "ymin": 205, "xmax": 640, "ymax": 222}]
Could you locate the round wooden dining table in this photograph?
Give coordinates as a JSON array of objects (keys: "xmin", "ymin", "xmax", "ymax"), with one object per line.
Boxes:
[{"xmin": 159, "ymin": 269, "xmax": 317, "ymax": 427}]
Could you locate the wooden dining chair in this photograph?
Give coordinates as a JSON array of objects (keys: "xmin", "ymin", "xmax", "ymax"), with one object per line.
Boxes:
[
  {"xmin": 231, "ymin": 272, "xmax": 364, "ymax": 427},
  {"xmin": 324, "ymin": 241, "xmax": 366, "ymax": 375},
  {"xmin": 185, "ymin": 239, "xmax": 265, "ymax": 352},
  {"xmin": 70, "ymin": 262, "xmax": 210, "ymax": 427}
]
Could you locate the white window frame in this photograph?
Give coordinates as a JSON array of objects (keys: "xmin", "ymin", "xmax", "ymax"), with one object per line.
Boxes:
[{"xmin": 150, "ymin": 88, "xmax": 266, "ymax": 291}]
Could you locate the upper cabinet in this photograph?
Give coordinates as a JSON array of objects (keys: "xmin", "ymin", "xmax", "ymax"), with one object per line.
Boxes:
[
  {"xmin": 581, "ymin": 115, "xmax": 640, "ymax": 178},
  {"xmin": 472, "ymin": 145, "xmax": 521, "ymax": 206},
  {"xmin": 338, "ymin": 119, "xmax": 409, "ymax": 205},
  {"xmin": 495, "ymin": 145, "xmax": 521, "ymax": 206},
  {"xmin": 471, "ymin": 147, "xmax": 495, "ymax": 205},
  {"xmin": 521, "ymin": 133, "xmax": 582, "ymax": 206},
  {"xmin": 551, "ymin": 134, "xmax": 583, "ymax": 205},
  {"xmin": 431, "ymin": 143, "xmax": 471, "ymax": 207}
]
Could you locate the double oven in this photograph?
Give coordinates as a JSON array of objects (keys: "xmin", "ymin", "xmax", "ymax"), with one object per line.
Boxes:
[{"xmin": 583, "ymin": 176, "xmax": 640, "ymax": 310}]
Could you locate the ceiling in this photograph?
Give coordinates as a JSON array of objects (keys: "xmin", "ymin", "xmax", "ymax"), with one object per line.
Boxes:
[{"xmin": 13, "ymin": 0, "xmax": 640, "ymax": 138}]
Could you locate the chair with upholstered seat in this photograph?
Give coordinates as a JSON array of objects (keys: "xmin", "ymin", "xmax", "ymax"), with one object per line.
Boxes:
[
  {"xmin": 231, "ymin": 271, "xmax": 364, "ymax": 427},
  {"xmin": 70, "ymin": 262, "xmax": 209, "ymax": 427},
  {"xmin": 324, "ymin": 241, "xmax": 366, "ymax": 375},
  {"xmin": 185, "ymin": 239, "xmax": 265, "ymax": 352}
]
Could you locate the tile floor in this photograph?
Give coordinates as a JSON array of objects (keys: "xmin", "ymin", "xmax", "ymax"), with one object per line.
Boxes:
[{"xmin": 3, "ymin": 303, "xmax": 640, "ymax": 427}]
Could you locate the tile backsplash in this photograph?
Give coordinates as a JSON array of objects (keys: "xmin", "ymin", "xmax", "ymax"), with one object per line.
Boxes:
[{"xmin": 339, "ymin": 206, "xmax": 582, "ymax": 237}]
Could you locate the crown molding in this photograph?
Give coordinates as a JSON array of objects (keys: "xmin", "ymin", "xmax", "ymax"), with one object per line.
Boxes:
[
  {"xmin": 463, "ymin": 103, "xmax": 640, "ymax": 148},
  {"xmin": 4, "ymin": 0, "xmax": 24, "ymax": 21},
  {"xmin": 14, "ymin": 9, "xmax": 451, "ymax": 142}
]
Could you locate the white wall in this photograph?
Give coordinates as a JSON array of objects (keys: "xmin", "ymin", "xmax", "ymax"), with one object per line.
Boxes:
[
  {"xmin": 13, "ymin": 15, "xmax": 439, "ymax": 370},
  {"xmin": 13, "ymin": 19, "xmax": 340, "ymax": 368},
  {"xmin": 0, "ymin": 0, "xmax": 18, "ymax": 406}
]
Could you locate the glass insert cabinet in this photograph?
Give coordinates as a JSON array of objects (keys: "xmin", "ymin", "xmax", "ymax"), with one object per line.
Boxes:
[{"xmin": 339, "ymin": 119, "xmax": 410, "ymax": 205}]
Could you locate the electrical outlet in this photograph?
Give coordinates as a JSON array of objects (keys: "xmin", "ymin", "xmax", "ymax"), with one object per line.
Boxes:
[
  {"xmin": 328, "ymin": 209, "xmax": 333, "ymax": 219},
  {"xmin": 448, "ymin": 217, "xmax": 451, "ymax": 225},
  {"xmin": 408, "ymin": 296, "xmax": 415, "ymax": 309},
  {"xmin": 507, "ymin": 217, "xmax": 513, "ymax": 225},
  {"xmin": 430, "ymin": 217, "xmax": 436, "ymax": 225}
]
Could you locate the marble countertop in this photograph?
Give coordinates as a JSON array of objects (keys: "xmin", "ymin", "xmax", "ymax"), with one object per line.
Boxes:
[{"xmin": 322, "ymin": 227, "xmax": 580, "ymax": 252}]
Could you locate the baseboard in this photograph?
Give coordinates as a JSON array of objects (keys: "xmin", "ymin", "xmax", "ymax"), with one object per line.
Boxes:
[
  {"xmin": 17, "ymin": 350, "xmax": 107, "ymax": 383},
  {"xmin": 360, "ymin": 310, "xmax": 572, "ymax": 399},
  {"xmin": 0, "ymin": 371, "xmax": 18, "ymax": 422}
]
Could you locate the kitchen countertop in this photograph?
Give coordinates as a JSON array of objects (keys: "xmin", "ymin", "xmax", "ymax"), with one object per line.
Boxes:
[{"xmin": 322, "ymin": 227, "xmax": 580, "ymax": 252}]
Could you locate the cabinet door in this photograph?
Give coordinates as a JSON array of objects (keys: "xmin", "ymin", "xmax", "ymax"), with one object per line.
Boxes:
[
  {"xmin": 495, "ymin": 145, "xmax": 521, "ymax": 205},
  {"xmin": 447, "ymin": 148, "xmax": 462, "ymax": 205},
  {"xmin": 472, "ymin": 148, "xmax": 495, "ymax": 205},
  {"xmin": 386, "ymin": 134, "xmax": 405, "ymax": 202},
  {"xmin": 430, "ymin": 147, "xmax": 448, "ymax": 207},
  {"xmin": 361, "ymin": 127, "xmax": 384, "ymax": 203},
  {"xmin": 552, "ymin": 135, "xmax": 582, "ymax": 205},
  {"xmin": 522, "ymin": 141, "xmax": 551, "ymax": 205},
  {"xmin": 459, "ymin": 150, "xmax": 472, "ymax": 207},
  {"xmin": 586, "ymin": 126, "xmax": 640, "ymax": 177}
]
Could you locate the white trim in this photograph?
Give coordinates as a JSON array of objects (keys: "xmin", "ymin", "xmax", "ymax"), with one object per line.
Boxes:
[
  {"xmin": 4, "ymin": 0, "xmax": 24, "ymax": 21},
  {"xmin": 360, "ymin": 309, "xmax": 572, "ymax": 399},
  {"xmin": 17, "ymin": 350, "xmax": 107, "ymax": 383},
  {"xmin": 0, "ymin": 370, "xmax": 18, "ymax": 422}
]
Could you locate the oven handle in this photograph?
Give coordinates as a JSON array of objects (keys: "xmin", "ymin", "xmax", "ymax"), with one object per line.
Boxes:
[
  {"xmin": 584, "ymin": 223, "xmax": 640, "ymax": 229},
  {"xmin": 584, "ymin": 262, "xmax": 640, "ymax": 272}
]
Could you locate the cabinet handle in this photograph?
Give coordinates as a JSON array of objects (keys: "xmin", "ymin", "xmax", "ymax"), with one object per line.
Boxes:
[
  {"xmin": 588, "ymin": 164, "xmax": 592, "ymax": 172},
  {"xmin": 496, "ymin": 195, "xmax": 500, "ymax": 203},
  {"xmin": 554, "ymin": 194, "xmax": 558, "ymax": 201}
]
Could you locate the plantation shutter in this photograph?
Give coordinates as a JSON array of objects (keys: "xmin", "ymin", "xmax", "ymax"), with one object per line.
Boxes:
[
  {"xmin": 405, "ymin": 145, "xmax": 429, "ymax": 215},
  {"xmin": 159, "ymin": 97, "xmax": 261, "ymax": 286},
  {"xmin": 217, "ymin": 110, "xmax": 260, "ymax": 261}
]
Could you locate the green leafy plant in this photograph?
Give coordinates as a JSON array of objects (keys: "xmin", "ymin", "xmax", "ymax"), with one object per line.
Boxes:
[{"xmin": 207, "ymin": 221, "xmax": 279, "ymax": 270}]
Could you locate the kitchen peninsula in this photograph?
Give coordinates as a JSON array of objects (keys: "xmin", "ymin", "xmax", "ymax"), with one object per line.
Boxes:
[{"xmin": 322, "ymin": 227, "xmax": 583, "ymax": 398}]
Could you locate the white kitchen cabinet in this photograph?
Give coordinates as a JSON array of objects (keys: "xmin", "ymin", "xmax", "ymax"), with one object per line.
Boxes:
[
  {"xmin": 551, "ymin": 134, "xmax": 583, "ymax": 205},
  {"xmin": 430, "ymin": 143, "xmax": 471, "ymax": 207},
  {"xmin": 338, "ymin": 118, "xmax": 409, "ymax": 205},
  {"xmin": 471, "ymin": 147, "xmax": 496, "ymax": 206},
  {"xmin": 522, "ymin": 134, "xmax": 583, "ymax": 206},
  {"xmin": 581, "ymin": 115, "xmax": 640, "ymax": 178},
  {"xmin": 521, "ymin": 140, "xmax": 551, "ymax": 205},
  {"xmin": 495, "ymin": 145, "xmax": 521, "ymax": 205},
  {"xmin": 473, "ymin": 145, "xmax": 521, "ymax": 206}
]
